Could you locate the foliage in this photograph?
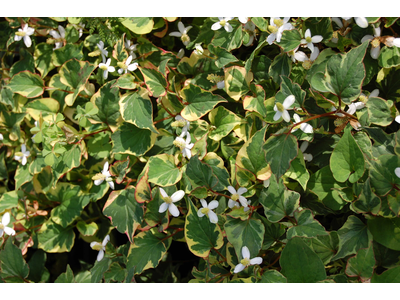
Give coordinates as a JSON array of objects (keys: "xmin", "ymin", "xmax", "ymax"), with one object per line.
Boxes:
[{"xmin": 1, "ymin": 16, "xmax": 400, "ymax": 283}]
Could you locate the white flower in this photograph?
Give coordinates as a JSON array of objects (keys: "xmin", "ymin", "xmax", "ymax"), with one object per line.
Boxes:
[
  {"xmin": 300, "ymin": 47, "xmax": 320, "ymax": 70},
  {"xmin": 194, "ymin": 43, "xmax": 204, "ymax": 55},
  {"xmin": 267, "ymin": 17, "xmax": 293, "ymax": 45},
  {"xmin": 211, "ymin": 17, "xmax": 233, "ymax": 32},
  {"xmin": 172, "ymin": 115, "xmax": 190, "ymax": 133},
  {"xmin": 197, "ymin": 199, "xmax": 219, "ymax": 224},
  {"xmin": 98, "ymin": 58, "xmax": 115, "ymax": 79},
  {"xmin": 93, "ymin": 161, "xmax": 114, "ymax": 190},
  {"xmin": 238, "ymin": 17, "xmax": 249, "ymax": 24},
  {"xmin": 273, "ymin": 95, "xmax": 295, "ymax": 122},
  {"xmin": 72, "ymin": 23, "xmax": 85, "ymax": 38},
  {"xmin": 97, "ymin": 41, "xmax": 108, "ymax": 63},
  {"xmin": 342, "ymin": 17, "xmax": 368, "ymax": 28},
  {"xmin": 361, "ymin": 27, "xmax": 382, "ymax": 59},
  {"xmin": 287, "ymin": 47, "xmax": 309, "ymax": 63},
  {"xmin": 228, "ymin": 186, "xmax": 248, "ymax": 208},
  {"xmin": 346, "ymin": 102, "xmax": 365, "ymax": 115},
  {"xmin": 117, "ymin": 55, "xmax": 138, "ymax": 74},
  {"xmin": 300, "ymin": 141, "xmax": 313, "ymax": 162},
  {"xmin": 90, "ymin": 235, "xmax": 110, "ymax": 262},
  {"xmin": 173, "ymin": 129, "xmax": 194, "ymax": 159},
  {"xmin": 395, "ymin": 115, "xmax": 400, "ymax": 124},
  {"xmin": 14, "ymin": 24, "xmax": 35, "ymax": 48},
  {"xmin": 243, "ymin": 200, "xmax": 252, "ymax": 212},
  {"xmin": 233, "ymin": 246, "xmax": 263, "ymax": 273},
  {"xmin": 14, "ymin": 143, "xmax": 30, "ymax": 166},
  {"xmin": 169, "ymin": 21, "xmax": 193, "ymax": 46},
  {"xmin": 301, "ymin": 29, "xmax": 323, "ymax": 53},
  {"xmin": 395, "ymin": 167, "xmax": 400, "ymax": 178},
  {"xmin": 158, "ymin": 188, "xmax": 185, "ymax": 217},
  {"xmin": 125, "ymin": 39, "xmax": 138, "ymax": 57},
  {"xmin": 0, "ymin": 212, "xmax": 16, "ymax": 237},
  {"xmin": 49, "ymin": 25, "xmax": 66, "ymax": 50},
  {"xmin": 217, "ymin": 80, "xmax": 225, "ymax": 89},
  {"xmin": 292, "ymin": 114, "xmax": 313, "ymax": 133}
]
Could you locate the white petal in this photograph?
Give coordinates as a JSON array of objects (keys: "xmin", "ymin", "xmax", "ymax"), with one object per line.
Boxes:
[
  {"xmin": 300, "ymin": 141, "xmax": 309, "ymax": 152},
  {"xmin": 58, "ymin": 26, "xmax": 66, "ymax": 38},
  {"xmin": 242, "ymin": 246, "xmax": 250, "ymax": 259},
  {"xmin": 305, "ymin": 29, "xmax": 311, "ymax": 38},
  {"xmin": 294, "ymin": 51, "xmax": 307, "ymax": 62},
  {"xmin": 168, "ymin": 203, "xmax": 180, "ymax": 217},
  {"xmin": 169, "ymin": 31, "xmax": 182, "ymax": 37},
  {"xmin": 250, "ymin": 257, "xmax": 263, "ymax": 265},
  {"xmin": 370, "ymin": 89, "xmax": 379, "ymax": 98},
  {"xmin": 238, "ymin": 196, "xmax": 248, "ymax": 207},
  {"xmin": 300, "ymin": 123, "xmax": 314, "ymax": 133},
  {"xmin": 361, "ymin": 35, "xmax": 374, "ymax": 43},
  {"xmin": 355, "ymin": 17, "xmax": 368, "ymax": 28},
  {"xmin": 393, "ymin": 38, "xmax": 400, "ymax": 48},
  {"xmin": 108, "ymin": 66, "xmax": 115, "ymax": 72},
  {"xmin": 208, "ymin": 200, "xmax": 219, "ymax": 210},
  {"xmin": 102, "ymin": 235, "xmax": 110, "ymax": 246},
  {"xmin": 2, "ymin": 212, "xmax": 10, "ymax": 226},
  {"xmin": 303, "ymin": 153, "xmax": 313, "ymax": 162},
  {"xmin": 159, "ymin": 202, "xmax": 169, "ymax": 213},
  {"xmin": 200, "ymin": 199, "xmax": 208, "ymax": 208},
  {"xmin": 217, "ymin": 81, "xmax": 225, "ymax": 89},
  {"xmin": 237, "ymin": 187, "xmax": 247, "ymax": 195},
  {"xmin": 26, "ymin": 27, "xmax": 35, "ymax": 36},
  {"xmin": 283, "ymin": 17, "xmax": 290, "ymax": 23},
  {"xmin": 103, "ymin": 70, "xmax": 108, "ymax": 79},
  {"xmin": 395, "ymin": 167, "xmax": 400, "ymax": 178},
  {"xmin": 282, "ymin": 110, "xmax": 291, "ymax": 122},
  {"xmin": 197, "ymin": 209, "xmax": 205, "ymax": 217},
  {"xmin": 97, "ymin": 250, "xmax": 104, "ymax": 261},
  {"xmin": 177, "ymin": 21, "xmax": 185, "ymax": 34},
  {"xmin": 171, "ymin": 190, "xmax": 185, "ymax": 202},
  {"xmin": 332, "ymin": 17, "xmax": 343, "ymax": 28},
  {"xmin": 5, "ymin": 226, "xmax": 16, "ymax": 236},
  {"xmin": 224, "ymin": 23, "xmax": 233, "ymax": 32},
  {"xmin": 118, "ymin": 69, "xmax": 123, "ymax": 74},
  {"xmin": 293, "ymin": 114, "xmax": 301, "ymax": 123},
  {"xmin": 234, "ymin": 263, "xmax": 245, "ymax": 273},
  {"xmin": 374, "ymin": 26, "xmax": 381, "ymax": 37},
  {"xmin": 311, "ymin": 35, "xmax": 323, "ymax": 43},
  {"xmin": 347, "ymin": 103, "xmax": 357, "ymax": 115},
  {"xmin": 283, "ymin": 95, "xmax": 295, "ymax": 109},
  {"xmin": 22, "ymin": 156, "xmax": 27, "ymax": 166},
  {"xmin": 0, "ymin": 229, "xmax": 3, "ymax": 237},
  {"xmin": 14, "ymin": 35, "xmax": 22, "ymax": 41},
  {"xmin": 371, "ymin": 46, "xmax": 380, "ymax": 59},
  {"xmin": 128, "ymin": 63, "xmax": 138, "ymax": 72},
  {"xmin": 395, "ymin": 115, "xmax": 400, "ymax": 124},
  {"xmin": 310, "ymin": 47, "xmax": 320, "ymax": 61},
  {"xmin": 273, "ymin": 111, "xmax": 282, "ymax": 121},
  {"xmin": 21, "ymin": 144, "xmax": 26, "ymax": 152},
  {"xmin": 159, "ymin": 187, "xmax": 168, "ymax": 198},
  {"xmin": 49, "ymin": 30, "xmax": 60, "ymax": 39},
  {"xmin": 94, "ymin": 179, "xmax": 104, "ymax": 186},
  {"xmin": 103, "ymin": 161, "xmax": 109, "ymax": 173},
  {"xmin": 239, "ymin": 17, "xmax": 248, "ymax": 24},
  {"xmin": 23, "ymin": 36, "xmax": 32, "ymax": 48},
  {"xmin": 14, "ymin": 155, "xmax": 22, "ymax": 161},
  {"xmin": 211, "ymin": 22, "xmax": 222, "ymax": 31},
  {"xmin": 228, "ymin": 199, "xmax": 236, "ymax": 208},
  {"xmin": 208, "ymin": 211, "xmax": 218, "ymax": 224},
  {"xmin": 227, "ymin": 186, "xmax": 237, "ymax": 194},
  {"xmin": 108, "ymin": 181, "xmax": 115, "ymax": 190},
  {"xmin": 267, "ymin": 33, "xmax": 276, "ymax": 45}
]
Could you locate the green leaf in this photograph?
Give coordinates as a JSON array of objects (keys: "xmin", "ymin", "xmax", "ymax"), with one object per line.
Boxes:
[
  {"xmin": 345, "ymin": 243, "xmax": 375, "ymax": 280},
  {"xmin": 275, "ymin": 75, "xmax": 305, "ymax": 108},
  {"xmin": 330, "ymin": 127, "xmax": 365, "ymax": 183},
  {"xmin": 104, "ymin": 262, "xmax": 127, "ymax": 283},
  {"xmin": 112, "ymin": 37, "xmax": 128, "ymax": 62},
  {"xmin": 371, "ymin": 266, "xmax": 400, "ymax": 283},
  {"xmin": 37, "ymin": 220, "xmax": 75, "ymax": 253},
  {"xmin": 378, "ymin": 46, "xmax": 400, "ymax": 68},
  {"xmin": 111, "ymin": 122, "xmax": 157, "ymax": 156},
  {"xmin": 366, "ymin": 97, "xmax": 393, "ymax": 126},
  {"xmin": 59, "ymin": 58, "xmax": 96, "ymax": 106},
  {"xmin": 76, "ymin": 221, "xmax": 98, "ymax": 236},
  {"xmin": 207, "ymin": 44, "xmax": 238, "ymax": 68},
  {"xmin": 110, "ymin": 157, "xmax": 130, "ymax": 184},
  {"xmin": 0, "ymin": 190, "xmax": 19, "ymax": 213},
  {"xmin": 139, "ymin": 67, "xmax": 167, "ymax": 98},
  {"xmin": 26, "ymin": 98, "xmax": 60, "ymax": 121},
  {"xmin": 303, "ymin": 232, "xmax": 339, "ymax": 265},
  {"xmin": 114, "ymin": 73, "xmax": 137, "ymax": 90},
  {"xmin": 10, "ymin": 49, "xmax": 35, "ymax": 77},
  {"xmin": 87, "ymin": 132, "xmax": 112, "ymax": 160},
  {"xmin": 224, "ymin": 66, "xmax": 252, "ymax": 101},
  {"xmin": 180, "ymin": 84, "xmax": 227, "ymax": 121},
  {"xmin": 27, "ymin": 250, "xmax": 46, "ymax": 282},
  {"xmin": 184, "ymin": 197, "xmax": 224, "ymax": 258},
  {"xmin": 90, "ymin": 80, "xmax": 121, "ymax": 128},
  {"xmin": 0, "ymin": 238, "xmax": 29, "ymax": 280},
  {"xmin": 203, "ymin": 153, "xmax": 230, "ymax": 191},
  {"xmin": 208, "ymin": 106, "xmax": 242, "ymax": 141},
  {"xmin": 8, "ymin": 71, "xmax": 44, "ymax": 98},
  {"xmin": 287, "ymin": 209, "xmax": 328, "ymax": 239},
  {"xmin": 135, "ymin": 167, "xmax": 151, "ymax": 203},
  {"xmin": 368, "ymin": 217, "xmax": 400, "ymax": 251},
  {"xmin": 351, "ymin": 178, "xmax": 381, "ymax": 215},
  {"xmin": 263, "ymin": 133, "xmax": 298, "ymax": 179},
  {"xmin": 146, "ymin": 154, "xmax": 182, "ymax": 187},
  {"xmin": 52, "ymin": 43, "xmax": 84, "ymax": 67},
  {"xmin": 258, "ymin": 270, "xmax": 287, "ymax": 283},
  {"xmin": 243, "ymin": 85, "xmax": 267, "ymax": 118},
  {"xmin": 119, "ymin": 91, "xmax": 158, "ymax": 133},
  {"xmin": 211, "ymin": 22, "xmax": 243, "ymax": 51},
  {"xmin": 34, "ymin": 43, "xmax": 55, "ymax": 77},
  {"xmin": 369, "ymin": 154, "xmax": 400, "ymax": 196},
  {"xmin": 333, "ymin": 215, "xmax": 372, "ymax": 260},
  {"xmin": 126, "ymin": 230, "xmax": 169, "ymax": 275},
  {"xmin": 103, "ymin": 187, "xmax": 144, "ymax": 242},
  {"xmin": 224, "ymin": 215, "xmax": 264, "ymax": 261},
  {"xmin": 269, "ymin": 52, "xmax": 292, "ymax": 84},
  {"xmin": 55, "ymin": 265, "xmax": 75, "ymax": 283},
  {"xmin": 278, "ymin": 29, "xmax": 301, "ymax": 52},
  {"xmin": 121, "ymin": 17, "xmax": 154, "ymax": 35},
  {"xmin": 186, "ymin": 155, "xmax": 219, "ymax": 191},
  {"xmin": 91, "ymin": 258, "xmax": 111, "ymax": 283},
  {"xmin": 15, "ymin": 163, "xmax": 33, "ymax": 190},
  {"xmin": 285, "ymin": 150, "xmax": 310, "ymax": 191},
  {"xmin": 259, "ymin": 175, "xmax": 300, "ymax": 223},
  {"xmin": 280, "ymin": 237, "xmax": 327, "ymax": 283},
  {"xmin": 51, "ymin": 144, "xmax": 82, "ymax": 184}
]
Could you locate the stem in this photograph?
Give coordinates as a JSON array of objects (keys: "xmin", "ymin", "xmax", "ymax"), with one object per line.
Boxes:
[
  {"xmin": 160, "ymin": 228, "xmax": 183, "ymax": 241},
  {"xmin": 213, "ymin": 248, "xmax": 227, "ymax": 262},
  {"xmin": 44, "ymin": 86, "xmax": 90, "ymax": 98}
]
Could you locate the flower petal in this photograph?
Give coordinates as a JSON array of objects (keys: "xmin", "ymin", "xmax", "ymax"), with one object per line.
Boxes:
[
  {"xmin": 227, "ymin": 186, "xmax": 237, "ymax": 195},
  {"xmin": 159, "ymin": 202, "xmax": 169, "ymax": 213},
  {"xmin": 208, "ymin": 200, "xmax": 219, "ymax": 210},
  {"xmin": 211, "ymin": 22, "xmax": 222, "ymax": 31},
  {"xmin": 282, "ymin": 110, "xmax": 291, "ymax": 122},
  {"xmin": 242, "ymin": 246, "xmax": 250, "ymax": 259},
  {"xmin": 266, "ymin": 33, "xmax": 276, "ymax": 45},
  {"xmin": 102, "ymin": 235, "xmax": 110, "ymax": 246},
  {"xmin": 168, "ymin": 203, "xmax": 180, "ymax": 217},
  {"xmin": 94, "ymin": 179, "xmax": 104, "ymax": 186},
  {"xmin": 237, "ymin": 187, "xmax": 248, "ymax": 195},
  {"xmin": 4, "ymin": 227, "xmax": 15, "ymax": 236},
  {"xmin": 311, "ymin": 35, "xmax": 323, "ymax": 43},
  {"xmin": 370, "ymin": 89, "xmax": 379, "ymax": 98},
  {"xmin": 200, "ymin": 199, "xmax": 208, "ymax": 208},
  {"xmin": 300, "ymin": 141, "xmax": 309, "ymax": 153},
  {"xmin": 171, "ymin": 190, "xmax": 185, "ymax": 202},
  {"xmin": 395, "ymin": 167, "xmax": 400, "ymax": 178},
  {"xmin": 238, "ymin": 196, "xmax": 248, "ymax": 207},
  {"xmin": 159, "ymin": 187, "xmax": 168, "ymax": 198},
  {"xmin": 355, "ymin": 17, "xmax": 368, "ymax": 28},
  {"xmin": 2, "ymin": 212, "xmax": 10, "ymax": 226},
  {"xmin": 22, "ymin": 156, "xmax": 27, "ymax": 166},
  {"xmin": 361, "ymin": 35, "xmax": 374, "ymax": 43},
  {"xmin": 108, "ymin": 181, "xmax": 115, "ymax": 190},
  {"xmin": 395, "ymin": 115, "xmax": 400, "ymax": 124},
  {"xmin": 300, "ymin": 123, "xmax": 314, "ymax": 133},
  {"xmin": 234, "ymin": 263, "xmax": 245, "ymax": 273},
  {"xmin": 224, "ymin": 23, "xmax": 233, "ymax": 32},
  {"xmin": 228, "ymin": 199, "xmax": 236, "ymax": 208},
  {"xmin": 250, "ymin": 257, "xmax": 263, "ymax": 265},
  {"xmin": 0, "ymin": 229, "xmax": 3, "ymax": 237},
  {"xmin": 97, "ymin": 249, "xmax": 104, "ymax": 261},
  {"xmin": 197, "ymin": 210, "xmax": 205, "ymax": 217},
  {"xmin": 273, "ymin": 111, "xmax": 282, "ymax": 121},
  {"xmin": 177, "ymin": 21, "xmax": 185, "ymax": 34},
  {"xmin": 370, "ymin": 46, "xmax": 380, "ymax": 59},
  {"xmin": 24, "ymin": 36, "xmax": 32, "ymax": 48},
  {"xmin": 305, "ymin": 29, "xmax": 311, "ymax": 38},
  {"xmin": 282, "ymin": 95, "xmax": 295, "ymax": 109},
  {"xmin": 208, "ymin": 211, "xmax": 218, "ymax": 224},
  {"xmin": 169, "ymin": 31, "xmax": 182, "ymax": 37},
  {"xmin": 293, "ymin": 114, "xmax": 301, "ymax": 123}
]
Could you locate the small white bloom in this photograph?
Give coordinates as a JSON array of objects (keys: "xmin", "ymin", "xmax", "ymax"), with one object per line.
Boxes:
[
  {"xmin": 72, "ymin": 23, "xmax": 85, "ymax": 38},
  {"xmin": 117, "ymin": 55, "xmax": 138, "ymax": 74},
  {"xmin": 98, "ymin": 58, "xmax": 115, "ymax": 79},
  {"xmin": 90, "ymin": 235, "xmax": 110, "ymax": 262},
  {"xmin": 392, "ymin": 38, "xmax": 400, "ymax": 48},
  {"xmin": 173, "ymin": 130, "xmax": 194, "ymax": 159},
  {"xmin": 361, "ymin": 26, "xmax": 382, "ymax": 59},
  {"xmin": 395, "ymin": 167, "xmax": 400, "ymax": 178},
  {"xmin": 14, "ymin": 143, "xmax": 30, "ymax": 166},
  {"xmin": 267, "ymin": 17, "xmax": 293, "ymax": 45},
  {"xmin": 234, "ymin": 246, "xmax": 263, "ymax": 273},
  {"xmin": 346, "ymin": 102, "xmax": 365, "ymax": 115},
  {"xmin": 395, "ymin": 115, "xmax": 400, "ymax": 124},
  {"xmin": 0, "ymin": 212, "xmax": 16, "ymax": 237},
  {"xmin": 301, "ymin": 29, "xmax": 323, "ymax": 53},
  {"xmin": 300, "ymin": 141, "xmax": 313, "ymax": 162},
  {"xmin": 14, "ymin": 24, "xmax": 35, "ymax": 48},
  {"xmin": 273, "ymin": 95, "xmax": 296, "ymax": 122},
  {"xmin": 125, "ymin": 39, "xmax": 138, "ymax": 57},
  {"xmin": 169, "ymin": 21, "xmax": 193, "ymax": 46},
  {"xmin": 238, "ymin": 17, "xmax": 249, "ymax": 24},
  {"xmin": 243, "ymin": 200, "xmax": 252, "ymax": 212},
  {"xmin": 228, "ymin": 186, "xmax": 248, "ymax": 208},
  {"xmin": 343, "ymin": 17, "xmax": 368, "ymax": 28},
  {"xmin": 93, "ymin": 161, "xmax": 114, "ymax": 189},
  {"xmin": 217, "ymin": 80, "xmax": 225, "ymax": 89},
  {"xmin": 197, "ymin": 199, "xmax": 219, "ymax": 224},
  {"xmin": 287, "ymin": 47, "xmax": 308, "ymax": 63},
  {"xmin": 292, "ymin": 114, "xmax": 313, "ymax": 133},
  {"xmin": 173, "ymin": 115, "xmax": 190, "ymax": 133},
  {"xmin": 211, "ymin": 17, "xmax": 234, "ymax": 32},
  {"xmin": 49, "ymin": 25, "xmax": 66, "ymax": 50},
  {"xmin": 263, "ymin": 179, "xmax": 270, "ymax": 188},
  {"xmin": 97, "ymin": 41, "xmax": 108, "ymax": 63},
  {"xmin": 158, "ymin": 188, "xmax": 185, "ymax": 217},
  {"xmin": 194, "ymin": 43, "xmax": 204, "ymax": 55}
]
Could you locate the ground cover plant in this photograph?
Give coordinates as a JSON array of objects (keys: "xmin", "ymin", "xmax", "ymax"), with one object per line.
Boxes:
[{"xmin": 1, "ymin": 16, "xmax": 400, "ymax": 283}]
